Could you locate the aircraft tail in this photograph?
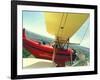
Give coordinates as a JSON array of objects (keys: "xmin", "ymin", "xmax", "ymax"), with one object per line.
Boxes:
[{"xmin": 23, "ymin": 28, "xmax": 26, "ymax": 39}]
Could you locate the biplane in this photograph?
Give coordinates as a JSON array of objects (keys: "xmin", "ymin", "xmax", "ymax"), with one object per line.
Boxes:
[{"xmin": 23, "ymin": 12, "xmax": 89, "ymax": 67}]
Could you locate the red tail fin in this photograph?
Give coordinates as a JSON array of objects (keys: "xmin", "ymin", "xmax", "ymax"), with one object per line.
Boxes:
[{"xmin": 23, "ymin": 28, "xmax": 26, "ymax": 39}]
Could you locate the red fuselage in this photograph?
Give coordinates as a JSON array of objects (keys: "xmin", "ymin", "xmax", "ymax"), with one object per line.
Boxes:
[{"xmin": 23, "ymin": 29, "xmax": 74, "ymax": 62}]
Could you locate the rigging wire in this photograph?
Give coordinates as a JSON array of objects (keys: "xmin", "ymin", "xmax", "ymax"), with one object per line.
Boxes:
[
  {"xmin": 79, "ymin": 23, "xmax": 89, "ymax": 45},
  {"xmin": 55, "ymin": 13, "xmax": 69, "ymax": 49},
  {"xmin": 57, "ymin": 13, "xmax": 64, "ymax": 36},
  {"xmin": 60, "ymin": 13, "xmax": 69, "ymax": 48},
  {"xmin": 58, "ymin": 13, "xmax": 69, "ymax": 37},
  {"xmin": 61, "ymin": 13, "xmax": 69, "ymax": 48},
  {"xmin": 52, "ymin": 13, "xmax": 65, "ymax": 61},
  {"xmin": 52, "ymin": 13, "xmax": 68, "ymax": 61},
  {"xmin": 56, "ymin": 13, "xmax": 64, "ymax": 48}
]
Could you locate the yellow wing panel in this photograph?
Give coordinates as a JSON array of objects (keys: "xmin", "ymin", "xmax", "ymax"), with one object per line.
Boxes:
[
  {"xmin": 44, "ymin": 12, "xmax": 63, "ymax": 35},
  {"xmin": 44, "ymin": 12, "xmax": 89, "ymax": 40},
  {"xmin": 62, "ymin": 13, "xmax": 89, "ymax": 39}
]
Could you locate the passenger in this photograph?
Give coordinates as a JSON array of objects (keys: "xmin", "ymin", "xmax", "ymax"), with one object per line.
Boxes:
[{"xmin": 42, "ymin": 41, "xmax": 46, "ymax": 45}]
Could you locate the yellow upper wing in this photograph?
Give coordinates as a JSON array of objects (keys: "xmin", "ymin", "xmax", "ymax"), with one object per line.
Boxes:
[{"xmin": 44, "ymin": 12, "xmax": 89, "ymax": 40}]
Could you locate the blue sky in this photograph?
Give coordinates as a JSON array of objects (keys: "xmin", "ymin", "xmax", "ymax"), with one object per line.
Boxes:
[
  {"xmin": 23, "ymin": 11, "xmax": 90, "ymax": 48},
  {"xmin": 23, "ymin": 11, "xmax": 54, "ymax": 38},
  {"xmin": 70, "ymin": 18, "xmax": 90, "ymax": 47}
]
